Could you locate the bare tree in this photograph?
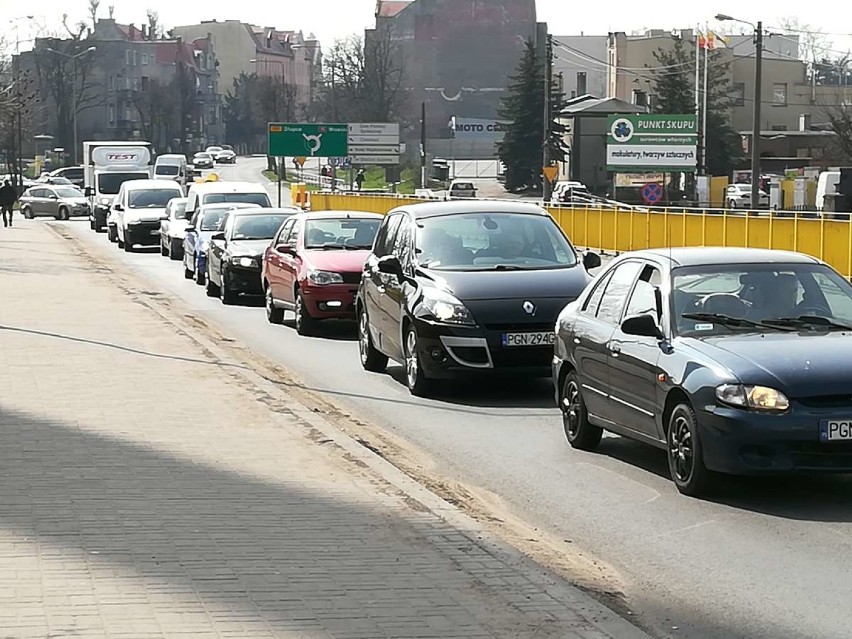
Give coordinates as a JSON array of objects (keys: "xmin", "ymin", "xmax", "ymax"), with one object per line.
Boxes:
[
  {"xmin": 88, "ymin": 0, "xmax": 101, "ymax": 29},
  {"xmin": 32, "ymin": 27, "xmax": 103, "ymax": 156},
  {"xmin": 824, "ymin": 103, "xmax": 852, "ymax": 162},
  {"xmin": 146, "ymin": 10, "xmax": 161, "ymax": 40},
  {"xmin": 316, "ymin": 27, "xmax": 405, "ymax": 123}
]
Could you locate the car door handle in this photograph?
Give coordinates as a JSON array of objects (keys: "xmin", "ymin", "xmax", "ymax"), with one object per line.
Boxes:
[{"xmin": 609, "ymin": 344, "xmax": 622, "ymax": 355}]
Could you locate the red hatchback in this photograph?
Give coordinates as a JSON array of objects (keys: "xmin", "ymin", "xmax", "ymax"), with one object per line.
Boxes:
[{"xmin": 262, "ymin": 211, "xmax": 383, "ymax": 334}]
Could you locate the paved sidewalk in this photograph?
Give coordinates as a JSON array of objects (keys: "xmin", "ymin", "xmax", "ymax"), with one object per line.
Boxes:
[{"xmin": 0, "ymin": 221, "xmax": 650, "ymax": 639}]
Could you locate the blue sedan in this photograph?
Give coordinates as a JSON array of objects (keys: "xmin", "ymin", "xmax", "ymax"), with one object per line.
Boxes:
[
  {"xmin": 183, "ymin": 203, "xmax": 257, "ymax": 285},
  {"xmin": 553, "ymin": 247, "xmax": 852, "ymax": 496}
]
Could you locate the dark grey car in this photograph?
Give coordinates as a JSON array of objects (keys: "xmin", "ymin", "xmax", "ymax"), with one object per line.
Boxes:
[
  {"xmin": 553, "ymin": 247, "xmax": 852, "ymax": 496},
  {"xmin": 20, "ymin": 185, "xmax": 89, "ymax": 220}
]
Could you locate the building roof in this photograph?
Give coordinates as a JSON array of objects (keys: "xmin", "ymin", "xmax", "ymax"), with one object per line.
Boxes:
[
  {"xmin": 561, "ymin": 96, "xmax": 644, "ymax": 116},
  {"xmin": 376, "ymin": 0, "xmax": 412, "ymax": 17}
]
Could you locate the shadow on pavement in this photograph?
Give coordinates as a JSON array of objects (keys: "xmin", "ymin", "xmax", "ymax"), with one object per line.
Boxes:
[
  {"xmin": 0, "ymin": 405, "xmax": 534, "ymax": 636},
  {"xmin": 598, "ymin": 436, "xmax": 852, "ymax": 521}
]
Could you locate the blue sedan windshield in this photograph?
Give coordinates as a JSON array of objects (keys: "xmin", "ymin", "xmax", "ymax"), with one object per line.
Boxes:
[{"xmin": 673, "ymin": 263, "xmax": 852, "ymax": 334}]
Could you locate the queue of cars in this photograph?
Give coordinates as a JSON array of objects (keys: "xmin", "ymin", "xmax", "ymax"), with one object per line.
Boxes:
[{"xmin": 66, "ymin": 162, "xmax": 852, "ymax": 497}]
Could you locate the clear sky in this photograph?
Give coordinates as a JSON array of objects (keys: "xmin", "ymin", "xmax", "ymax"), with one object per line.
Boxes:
[{"xmin": 5, "ymin": 0, "xmax": 851, "ymax": 55}]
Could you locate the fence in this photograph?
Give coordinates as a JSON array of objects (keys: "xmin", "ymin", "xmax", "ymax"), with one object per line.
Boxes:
[{"xmin": 309, "ymin": 193, "xmax": 852, "ymax": 279}]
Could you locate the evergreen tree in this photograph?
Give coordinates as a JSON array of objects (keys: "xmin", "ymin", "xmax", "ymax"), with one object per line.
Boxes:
[
  {"xmin": 650, "ymin": 37, "xmax": 742, "ymax": 178},
  {"xmin": 498, "ymin": 40, "xmax": 568, "ymax": 192}
]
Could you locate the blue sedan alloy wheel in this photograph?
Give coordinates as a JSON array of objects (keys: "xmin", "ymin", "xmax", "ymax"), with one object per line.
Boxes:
[
  {"xmin": 667, "ymin": 403, "xmax": 713, "ymax": 497},
  {"xmin": 561, "ymin": 372, "xmax": 602, "ymax": 450}
]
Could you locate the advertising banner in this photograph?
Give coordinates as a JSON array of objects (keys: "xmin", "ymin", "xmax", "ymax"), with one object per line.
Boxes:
[{"xmin": 606, "ymin": 114, "xmax": 698, "ymax": 171}]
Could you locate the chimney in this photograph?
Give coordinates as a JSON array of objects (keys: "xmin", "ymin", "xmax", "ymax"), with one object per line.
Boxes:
[
  {"xmin": 799, "ymin": 113, "xmax": 812, "ymax": 131},
  {"xmin": 576, "ymin": 72, "xmax": 587, "ymax": 96}
]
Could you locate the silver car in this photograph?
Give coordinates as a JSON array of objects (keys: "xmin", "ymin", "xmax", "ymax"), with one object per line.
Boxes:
[{"xmin": 20, "ymin": 185, "xmax": 90, "ymax": 220}]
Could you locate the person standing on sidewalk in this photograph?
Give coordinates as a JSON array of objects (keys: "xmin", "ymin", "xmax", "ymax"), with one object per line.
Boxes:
[
  {"xmin": 0, "ymin": 179, "xmax": 18, "ymax": 227},
  {"xmin": 355, "ymin": 169, "xmax": 365, "ymax": 191}
]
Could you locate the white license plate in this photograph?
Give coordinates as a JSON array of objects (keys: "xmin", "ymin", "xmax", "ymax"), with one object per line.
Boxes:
[
  {"xmin": 501, "ymin": 331, "xmax": 555, "ymax": 347},
  {"xmin": 820, "ymin": 420, "xmax": 852, "ymax": 442}
]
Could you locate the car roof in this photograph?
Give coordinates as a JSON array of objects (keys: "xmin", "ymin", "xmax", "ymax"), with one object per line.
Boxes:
[
  {"xmin": 631, "ymin": 247, "xmax": 821, "ymax": 267},
  {"xmin": 199, "ymin": 202, "xmax": 257, "ymax": 212},
  {"xmin": 229, "ymin": 207, "xmax": 298, "ymax": 217},
  {"xmin": 190, "ymin": 181, "xmax": 268, "ymax": 193},
  {"xmin": 236, "ymin": 206, "xmax": 300, "ymax": 213},
  {"xmin": 299, "ymin": 210, "xmax": 384, "ymax": 220},
  {"xmin": 124, "ymin": 179, "xmax": 183, "ymax": 191},
  {"xmin": 392, "ymin": 200, "xmax": 549, "ymax": 219}
]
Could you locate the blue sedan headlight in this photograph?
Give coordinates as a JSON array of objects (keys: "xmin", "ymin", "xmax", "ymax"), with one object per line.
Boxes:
[{"xmin": 716, "ymin": 384, "xmax": 790, "ymax": 413}]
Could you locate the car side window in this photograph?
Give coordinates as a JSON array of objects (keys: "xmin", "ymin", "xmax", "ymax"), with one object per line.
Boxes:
[
  {"xmin": 582, "ymin": 270, "xmax": 614, "ymax": 316},
  {"xmin": 624, "ymin": 264, "xmax": 663, "ymax": 320},
  {"xmin": 596, "ymin": 261, "xmax": 643, "ymax": 325},
  {"xmin": 276, "ymin": 219, "xmax": 295, "ymax": 245},
  {"xmin": 394, "ymin": 216, "xmax": 414, "ymax": 269},
  {"xmin": 374, "ymin": 214, "xmax": 403, "ymax": 258},
  {"xmin": 286, "ymin": 220, "xmax": 303, "ymax": 246}
]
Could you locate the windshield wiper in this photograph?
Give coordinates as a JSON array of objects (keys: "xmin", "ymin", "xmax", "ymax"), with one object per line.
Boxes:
[
  {"xmin": 492, "ymin": 264, "xmax": 526, "ymax": 271},
  {"xmin": 681, "ymin": 312, "xmax": 797, "ymax": 332},
  {"xmin": 762, "ymin": 315, "xmax": 852, "ymax": 331}
]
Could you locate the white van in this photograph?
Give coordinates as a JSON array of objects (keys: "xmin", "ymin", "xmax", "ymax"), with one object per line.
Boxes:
[
  {"xmin": 154, "ymin": 154, "xmax": 187, "ymax": 185},
  {"xmin": 185, "ymin": 181, "xmax": 272, "ymax": 217},
  {"xmin": 110, "ymin": 179, "xmax": 184, "ymax": 252},
  {"xmin": 816, "ymin": 171, "xmax": 840, "ymax": 212}
]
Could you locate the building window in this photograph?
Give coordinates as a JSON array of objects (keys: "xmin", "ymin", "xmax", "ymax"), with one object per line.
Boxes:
[
  {"xmin": 730, "ymin": 82, "xmax": 745, "ymax": 107},
  {"xmin": 142, "ymin": 53, "xmax": 149, "ymax": 65},
  {"xmin": 125, "ymin": 49, "xmax": 131, "ymax": 65},
  {"xmin": 108, "ymin": 75, "xmax": 115, "ymax": 90},
  {"xmin": 773, "ymin": 83, "xmax": 787, "ymax": 106},
  {"xmin": 133, "ymin": 50, "xmax": 138, "ymax": 66},
  {"xmin": 108, "ymin": 104, "xmax": 116, "ymax": 124},
  {"xmin": 141, "ymin": 76, "xmax": 149, "ymax": 91}
]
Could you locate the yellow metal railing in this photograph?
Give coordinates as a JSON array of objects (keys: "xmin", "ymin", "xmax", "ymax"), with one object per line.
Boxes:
[{"xmin": 309, "ymin": 193, "xmax": 852, "ymax": 279}]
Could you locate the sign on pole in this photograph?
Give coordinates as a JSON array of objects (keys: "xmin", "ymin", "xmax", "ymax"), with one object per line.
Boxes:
[
  {"xmin": 606, "ymin": 114, "xmax": 697, "ymax": 172},
  {"xmin": 348, "ymin": 123, "xmax": 400, "ymax": 165},
  {"xmin": 268, "ymin": 123, "xmax": 348, "ymax": 158},
  {"xmin": 641, "ymin": 182, "xmax": 664, "ymax": 205}
]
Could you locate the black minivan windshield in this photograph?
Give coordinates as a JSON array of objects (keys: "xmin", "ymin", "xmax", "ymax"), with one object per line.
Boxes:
[{"xmin": 416, "ymin": 212, "xmax": 577, "ymax": 271}]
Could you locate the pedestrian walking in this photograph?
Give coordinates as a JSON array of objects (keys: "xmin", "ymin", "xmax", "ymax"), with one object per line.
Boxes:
[
  {"xmin": 0, "ymin": 179, "xmax": 17, "ymax": 228},
  {"xmin": 355, "ymin": 169, "xmax": 365, "ymax": 192}
]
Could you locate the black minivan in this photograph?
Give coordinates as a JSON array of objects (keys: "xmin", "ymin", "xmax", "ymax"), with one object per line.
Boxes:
[{"xmin": 356, "ymin": 201, "xmax": 601, "ymax": 396}]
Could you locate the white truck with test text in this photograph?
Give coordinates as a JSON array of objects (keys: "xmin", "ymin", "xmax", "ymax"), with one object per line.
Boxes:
[{"xmin": 82, "ymin": 141, "xmax": 152, "ymax": 232}]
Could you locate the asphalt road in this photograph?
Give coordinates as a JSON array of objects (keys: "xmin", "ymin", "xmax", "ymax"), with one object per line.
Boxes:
[{"xmin": 61, "ymin": 157, "xmax": 852, "ymax": 639}]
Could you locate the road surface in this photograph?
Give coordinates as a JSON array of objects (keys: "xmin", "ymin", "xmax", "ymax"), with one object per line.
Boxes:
[{"xmin": 61, "ymin": 157, "xmax": 852, "ymax": 639}]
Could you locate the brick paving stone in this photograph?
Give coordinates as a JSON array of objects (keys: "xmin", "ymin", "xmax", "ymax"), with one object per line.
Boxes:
[{"xmin": 0, "ymin": 221, "xmax": 650, "ymax": 638}]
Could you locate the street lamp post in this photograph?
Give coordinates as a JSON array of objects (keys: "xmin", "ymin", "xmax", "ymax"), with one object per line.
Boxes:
[
  {"xmin": 45, "ymin": 45, "xmax": 97, "ymax": 165},
  {"xmin": 716, "ymin": 14, "xmax": 763, "ymax": 210}
]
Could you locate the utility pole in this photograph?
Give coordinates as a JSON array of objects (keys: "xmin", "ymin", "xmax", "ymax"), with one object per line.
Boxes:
[
  {"xmin": 542, "ymin": 34, "xmax": 554, "ymax": 202},
  {"xmin": 751, "ymin": 22, "xmax": 763, "ymax": 211},
  {"xmin": 420, "ymin": 101, "xmax": 427, "ymax": 189}
]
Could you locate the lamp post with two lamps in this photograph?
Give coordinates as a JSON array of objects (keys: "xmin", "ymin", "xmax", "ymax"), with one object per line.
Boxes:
[
  {"xmin": 44, "ymin": 45, "xmax": 97, "ymax": 165},
  {"xmin": 716, "ymin": 14, "xmax": 763, "ymax": 210}
]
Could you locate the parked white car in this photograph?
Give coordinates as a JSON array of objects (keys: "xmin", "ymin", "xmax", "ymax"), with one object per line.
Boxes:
[
  {"xmin": 448, "ymin": 180, "xmax": 477, "ymax": 199},
  {"xmin": 159, "ymin": 197, "xmax": 189, "ymax": 260},
  {"xmin": 110, "ymin": 179, "xmax": 184, "ymax": 252},
  {"xmin": 725, "ymin": 184, "xmax": 769, "ymax": 209}
]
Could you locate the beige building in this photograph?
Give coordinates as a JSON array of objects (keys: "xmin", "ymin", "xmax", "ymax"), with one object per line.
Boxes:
[
  {"xmin": 604, "ymin": 29, "xmax": 852, "ymax": 137},
  {"xmin": 171, "ymin": 20, "xmax": 321, "ymax": 111}
]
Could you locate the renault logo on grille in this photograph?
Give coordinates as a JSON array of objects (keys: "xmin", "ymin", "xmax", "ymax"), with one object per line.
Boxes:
[{"xmin": 522, "ymin": 301, "xmax": 536, "ymax": 316}]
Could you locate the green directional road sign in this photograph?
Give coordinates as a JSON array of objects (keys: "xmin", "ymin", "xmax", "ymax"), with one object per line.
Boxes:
[{"xmin": 268, "ymin": 123, "xmax": 348, "ymax": 158}]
